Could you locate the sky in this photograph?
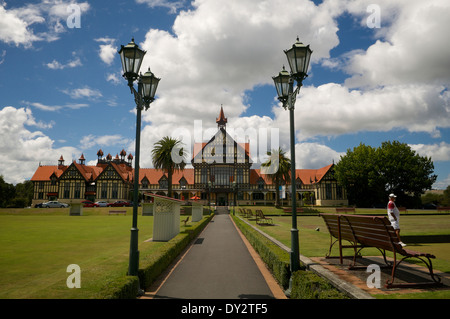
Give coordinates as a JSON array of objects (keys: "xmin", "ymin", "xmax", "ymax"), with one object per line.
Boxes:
[{"xmin": 0, "ymin": 0, "xmax": 449, "ymax": 190}]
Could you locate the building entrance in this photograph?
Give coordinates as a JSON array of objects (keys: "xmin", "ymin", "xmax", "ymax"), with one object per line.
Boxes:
[{"xmin": 217, "ymin": 193, "xmax": 227, "ymax": 206}]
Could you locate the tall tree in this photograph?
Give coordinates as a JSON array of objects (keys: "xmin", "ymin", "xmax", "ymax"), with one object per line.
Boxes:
[
  {"xmin": 377, "ymin": 141, "xmax": 436, "ymax": 206},
  {"xmin": 151, "ymin": 137, "xmax": 186, "ymax": 197},
  {"xmin": 335, "ymin": 141, "xmax": 437, "ymax": 207},
  {"xmin": 334, "ymin": 143, "xmax": 381, "ymax": 207},
  {"xmin": 261, "ymin": 148, "xmax": 291, "ymax": 208}
]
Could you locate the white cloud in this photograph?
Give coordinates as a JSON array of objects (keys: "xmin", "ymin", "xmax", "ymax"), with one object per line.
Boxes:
[
  {"xmin": 289, "ymin": 83, "xmax": 450, "ymax": 140},
  {"xmin": 295, "ymin": 143, "xmax": 345, "ymax": 169},
  {"xmin": 26, "ymin": 101, "xmax": 88, "ymax": 112},
  {"xmin": 62, "ymin": 86, "xmax": 102, "ymax": 100},
  {"xmin": 135, "ymin": 0, "xmax": 186, "ymax": 13},
  {"xmin": 0, "ymin": 106, "xmax": 79, "ymax": 184},
  {"xmin": 46, "ymin": 56, "xmax": 82, "ymax": 69},
  {"xmin": 409, "ymin": 142, "xmax": 450, "ymax": 162},
  {"xmin": 0, "ymin": 1, "xmax": 90, "ymax": 48},
  {"xmin": 79, "ymin": 134, "xmax": 131, "ymax": 150},
  {"xmin": 95, "ymin": 37, "xmax": 116, "ymax": 65},
  {"xmin": 341, "ymin": 0, "xmax": 450, "ymax": 88}
]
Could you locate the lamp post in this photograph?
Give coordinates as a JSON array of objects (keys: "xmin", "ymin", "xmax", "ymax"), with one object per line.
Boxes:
[
  {"xmin": 272, "ymin": 37, "xmax": 312, "ymax": 295},
  {"xmin": 118, "ymin": 39, "xmax": 160, "ymax": 283}
]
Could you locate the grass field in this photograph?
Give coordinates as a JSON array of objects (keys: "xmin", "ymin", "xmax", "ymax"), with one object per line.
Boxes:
[
  {"xmin": 1, "ymin": 206, "xmax": 449, "ymax": 299},
  {"xmin": 237, "ymin": 206, "xmax": 450, "ymax": 298},
  {"xmin": 0, "ymin": 207, "xmax": 189, "ymax": 299}
]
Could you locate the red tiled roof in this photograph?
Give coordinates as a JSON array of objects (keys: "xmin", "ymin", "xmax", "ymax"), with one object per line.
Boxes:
[
  {"xmin": 139, "ymin": 168, "xmax": 194, "ymax": 184},
  {"xmin": 251, "ymin": 164, "xmax": 334, "ymax": 186},
  {"xmin": 31, "ymin": 165, "xmax": 66, "ymax": 181}
]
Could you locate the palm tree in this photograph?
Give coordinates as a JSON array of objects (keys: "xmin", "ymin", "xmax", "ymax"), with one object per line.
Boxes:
[
  {"xmin": 261, "ymin": 148, "xmax": 291, "ymax": 208},
  {"xmin": 151, "ymin": 136, "xmax": 186, "ymax": 197}
]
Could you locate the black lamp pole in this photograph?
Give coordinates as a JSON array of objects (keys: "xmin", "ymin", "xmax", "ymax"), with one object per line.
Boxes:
[
  {"xmin": 118, "ymin": 39, "xmax": 160, "ymax": 288},
  {"xmin": 272, "ymin": 37, "xmax": 312, "ymax": 296}
]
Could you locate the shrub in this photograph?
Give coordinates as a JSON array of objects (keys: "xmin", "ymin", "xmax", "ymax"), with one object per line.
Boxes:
[
  {"xmin": 290, "ymin": 270, "xmax": 348, "ymax": 299},
  {"xmin": 99, "ymin": 276, "xmax": 140, "ymax": 299}
]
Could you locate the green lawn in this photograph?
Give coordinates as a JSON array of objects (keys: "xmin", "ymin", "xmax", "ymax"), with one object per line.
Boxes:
[
  {"xmin": 0, "ymin": 207, "xmax": 190, "ymax": 299},
  {"xmin": 1, "ymin": 206, "xmax": 448, "ymax": 299},
  {"xmin": 238, "ymin": 207, "xmax": 450, "ymax": 298}
]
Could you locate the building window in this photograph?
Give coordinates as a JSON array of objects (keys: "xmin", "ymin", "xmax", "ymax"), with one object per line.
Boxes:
[
  {"xmin": 257, "ymin": 178, "xmax": 265, "ymax": 190},
  {"xmin": 326, "ymin": 183, "xmax": 332, "ymax": 200},
  {"xmin": 112, "ymin": 183, "xmax": 118, "ymax": 199},
  {"xmin": 236, "ymin": 168, "xmax": 243, "ymax": 184},
  {"xmin": 74, "ymin": 182, "xmax": 81, "ymax": 199},
  {"xmin": 64, "ymin": 183, "xmax": 70, "ymax": 199},
  {"xmin": 101, "ymin": 183, "xmax": 107, "ymax": 198},
  {"xmin": 210, "ymin": 165, "xmax": 233, "ymax": 187},
  {"xmin": 201, "ymin": 167, "xmax": 208, "ymax": 184},
  {"xmin": 253, "ymin": 192, "xmax": 264, "ymax": 200},
  {"xmin": 159, "ymin": 178, "xmax": 168, "ymax": 189}
]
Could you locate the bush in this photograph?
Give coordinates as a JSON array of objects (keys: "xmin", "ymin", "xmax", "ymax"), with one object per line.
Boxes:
[
  {"xmin": 99, "ymin": 276, "xmax": 140, "ymax": 299},
  {"xmin": 232, "ymin": 215, "xmax": 348, "ymax": 299},
  {"xmin": 97, "ymin": 213, "xmax": 214, "ymax": 298},
  {"xmin": 290, "ymin": 270, "xmax": 348, "ymax": 299}
]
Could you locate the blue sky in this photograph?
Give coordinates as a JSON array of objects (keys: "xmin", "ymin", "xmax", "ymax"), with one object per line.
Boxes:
[{"xmin": 0, "ymin": 0, "xmax": 449, "ymax": 190}]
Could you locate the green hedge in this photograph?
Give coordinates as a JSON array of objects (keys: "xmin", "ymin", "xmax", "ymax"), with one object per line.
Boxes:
[
  {"xmin": 290, "ymin": 270, "xmax": 348, "ymax": 299},
  {"xmin": 98, "ymin": 213, "xmax": 214, "ymax": 299},
  {"xmin": 99, "ymin": 276, "xmax": 140, "ymax": 299},
  {"xmin": 232, "ymin": 215, "xmax": 348, "ymax": 299}
]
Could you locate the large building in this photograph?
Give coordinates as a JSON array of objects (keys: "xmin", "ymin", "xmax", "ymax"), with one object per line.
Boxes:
[{"xmin": 31, "ymin": 108, "xmax": 348, "ymax": 207}]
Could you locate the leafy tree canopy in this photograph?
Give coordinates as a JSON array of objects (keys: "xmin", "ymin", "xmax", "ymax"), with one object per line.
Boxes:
[{"xmin": 334, "ymin": 141, "xmax": 437, "ymax": 207}]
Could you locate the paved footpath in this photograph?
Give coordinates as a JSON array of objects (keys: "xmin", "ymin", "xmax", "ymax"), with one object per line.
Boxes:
[{"xmin": 144, "ymin": 208, "xmax": 285, "ymax": 299}]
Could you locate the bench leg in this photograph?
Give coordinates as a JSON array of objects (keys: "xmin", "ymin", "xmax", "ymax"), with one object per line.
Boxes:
[{"xmin": 386, "ymin": 254, "xmax": 442, "ymax": 288}]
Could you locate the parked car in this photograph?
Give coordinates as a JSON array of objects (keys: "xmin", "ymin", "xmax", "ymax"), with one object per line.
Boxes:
[
  {"xmin": 95, "ymin": 201, "xmax": 108, "ymax": 207},
  {"xmin": 34, "ymin": 203, "xmax": 43, "ymax": 208},
  {"xmin": 107, "ymin": 201, "xmax": 132, "ymax": 207},
  {"xmin": 41, "ymin": 201, "xmax": 69, "ymax": 208},
  {"xmin": 82, "ymin": 200, "xmax": 99, "ymax": 207}
]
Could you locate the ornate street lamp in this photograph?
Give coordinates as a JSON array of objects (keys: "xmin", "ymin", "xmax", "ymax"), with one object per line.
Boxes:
[
  {"xmin": 272, "ymin": 37, "xmax": 312, "ymax": 296},
  {"xmin": 118, "ymin": 39, "xmax": 160, "ymax": 291}
]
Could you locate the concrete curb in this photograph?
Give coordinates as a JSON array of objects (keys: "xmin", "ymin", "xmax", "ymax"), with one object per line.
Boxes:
[{"xmin": 236, "ymin": 215, "xmax": 375, "ymax": 299}]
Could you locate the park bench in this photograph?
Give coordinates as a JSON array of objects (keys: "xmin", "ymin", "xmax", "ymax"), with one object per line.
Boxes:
[
  {"xmin": 282, "ymin": 207, "xmax": 304, "ymax": 213},
  {"xmin": 335, "ymin": 207, "xmax": 355, "ymax": 213},
  {"xmin": 255, "ymin": 209, "xmax": 273, "ymax": 225},
  {"xmin": 109, "ymin": 210, "xmax": 126, "ymax": 215},
  {"xmin": 319, "ymin": 213, "xmax": 442, "ymax": 288},
  {"xmin": 246, "ymin": 209, "xmax": 257, "ymax": 220},
  {"xmin": 238, "ymin": 208, "xmax": 247, "ymax": 217},
  {"xmin": 437, "ymin": 206, "xmax": 450, "ymax": 213}
]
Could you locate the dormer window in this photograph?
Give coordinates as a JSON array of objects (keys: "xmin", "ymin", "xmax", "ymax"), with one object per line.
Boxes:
[
  {"xmin": 257, "ymin": 177, "xmax": 265, "ymax": 190},
  {"xmin": 179, "ymin": 177, "xmax": 187, "ymax": 189},
  {"xmin": 141, "ymin": 177, "xmax": 149, "ymax": 189},
  {"xmin": 159, "ymin": 176, "xmax": 168, "ymax": 189}
]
